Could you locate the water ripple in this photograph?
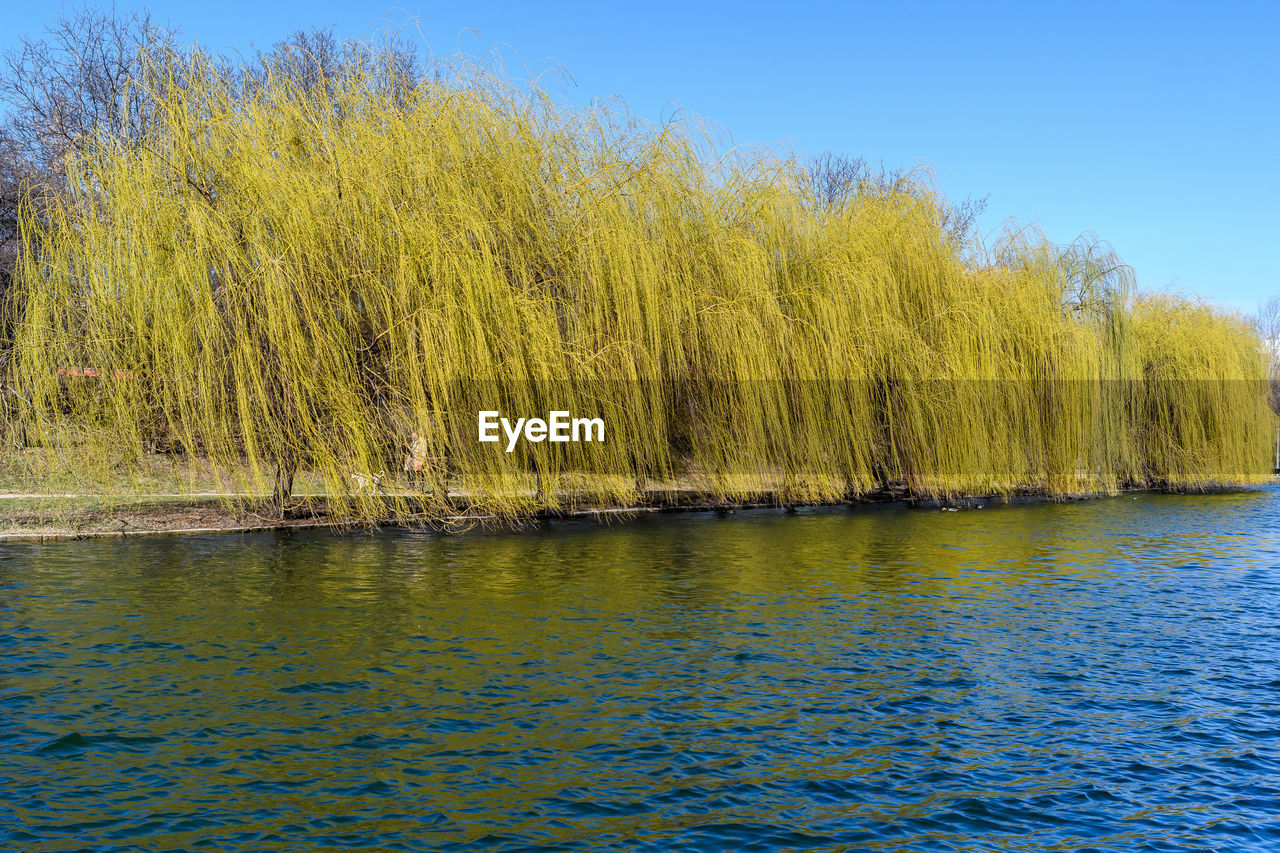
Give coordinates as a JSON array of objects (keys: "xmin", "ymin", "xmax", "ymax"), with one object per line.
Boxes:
[{"xmin": 2, "ymin": 489, "xmax": 1280, "ymax": 850}]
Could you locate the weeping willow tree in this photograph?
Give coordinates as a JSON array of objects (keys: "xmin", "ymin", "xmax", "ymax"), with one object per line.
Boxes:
[{"xmin": 4, "ymin": 48, "xmax": 1273, "ymax": 523}]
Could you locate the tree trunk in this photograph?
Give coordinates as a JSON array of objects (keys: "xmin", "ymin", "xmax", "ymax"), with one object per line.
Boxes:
[{"xmin": 273, "ymin": 462, "xmax": 295, "ymax": 519}]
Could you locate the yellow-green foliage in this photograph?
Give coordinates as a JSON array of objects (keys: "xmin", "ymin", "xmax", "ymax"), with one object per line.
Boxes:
[{"xmin": 6, "ymin": 53, "xmax": 1273, "ymax": 521}]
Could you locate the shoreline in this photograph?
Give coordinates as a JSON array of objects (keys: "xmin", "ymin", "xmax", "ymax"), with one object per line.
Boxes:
[{"xmin": 0, "ymin": 483, "xmax": 1258, "ymax": 543}]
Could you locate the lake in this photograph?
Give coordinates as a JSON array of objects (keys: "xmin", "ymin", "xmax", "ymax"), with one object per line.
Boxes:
[{"xmin": 3, "ymin": 490, "xmax": 1279, "ymax": 851}]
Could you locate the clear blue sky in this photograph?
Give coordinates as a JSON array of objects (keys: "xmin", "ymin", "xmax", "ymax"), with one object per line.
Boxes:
[{"xmin": 7, "ymin": 1, "xmax": 1278, "ymax": 312}]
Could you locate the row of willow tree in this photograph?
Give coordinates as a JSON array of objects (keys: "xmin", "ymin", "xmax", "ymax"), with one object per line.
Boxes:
[{"xmin": 1, "ymin": 11, "xmax": 1273, "ymax": 522}]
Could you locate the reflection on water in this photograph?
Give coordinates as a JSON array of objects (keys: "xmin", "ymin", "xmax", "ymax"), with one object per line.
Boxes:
[{"xmin": 3, "ymin": 490, "xmax": 1280, "ymax": 851}]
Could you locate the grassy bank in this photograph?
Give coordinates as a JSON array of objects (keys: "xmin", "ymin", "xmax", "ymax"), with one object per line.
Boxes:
[
  {"xmin": 4, "ymin": 49, "xmax": 1273, "ymax": 526},
  {"xmin": 2, "ymin": 480, "xmax": 1221, "ymax": 542}
]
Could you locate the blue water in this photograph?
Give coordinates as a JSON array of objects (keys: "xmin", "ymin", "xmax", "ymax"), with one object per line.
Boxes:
[{"xmin": 3, "ymin": 490, "xmax": 1280, "ymax": 851}]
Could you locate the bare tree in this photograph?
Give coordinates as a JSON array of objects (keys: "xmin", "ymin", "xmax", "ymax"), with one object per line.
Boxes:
[
  {"xmin": 0, "ymin": 131, "xmax": 33, "ymax": 304},
  {"xmin": 940, "ymin": 193, "xmax": 988, "ymax": 245},
  {"xmin": 0, "ymin": 5, "xmax": 179, "ymax": 303},
  {"xmin": 0, "ymin": 10, "xmax": 424, "ymax": 298},
  {"xmin": 1253, "ymin": 295, "xmax": 1280, "ymax": 414},
  {"xmin": 0, "ymin": 6, "xmax": 179, "ymax": 176},
  {"xmin": 806, "ymin": 151, "xmax": 910, "ymax": 210},
  {"xmin": 240, "ymin": 26, "xmax": 423, "ymax": 107},
  {"xmin": 806, "ymin": 150, "xmax": 987, "ymax": 246}
]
